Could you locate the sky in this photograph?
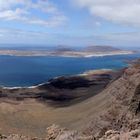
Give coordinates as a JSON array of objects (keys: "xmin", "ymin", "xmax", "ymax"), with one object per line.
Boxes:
[{"xmin": 0, "ymin": 0, "xmax": 140, "ymax": 47}]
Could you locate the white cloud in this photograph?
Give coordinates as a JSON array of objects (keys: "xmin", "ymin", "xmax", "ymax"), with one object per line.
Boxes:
[
  {"xmin": 0, "ymin": 0, "xmax": 67, "ymax": 27},
  {"xmin": 73, "ymin": 0, "xmax": 140, "ymax": 26},
  {"xmin": 95, "ymin": 21, "xmax": 101, "ymax": 26}
]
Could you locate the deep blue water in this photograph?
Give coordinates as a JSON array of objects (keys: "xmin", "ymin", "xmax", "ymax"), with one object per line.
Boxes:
[{"xmin": 0, "ymin": 53, "xmax": 140, "ymax": 87}]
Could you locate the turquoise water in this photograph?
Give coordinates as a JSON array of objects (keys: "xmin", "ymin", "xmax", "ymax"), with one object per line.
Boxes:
[{"xmin": 0, "ymin": 53, "xmax": 140, "ymax": 87}]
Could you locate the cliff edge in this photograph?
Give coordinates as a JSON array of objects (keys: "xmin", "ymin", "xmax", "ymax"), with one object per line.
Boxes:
[{"xmin": 0, "ymin": 60, "xmax": 140, "ymax": 140}]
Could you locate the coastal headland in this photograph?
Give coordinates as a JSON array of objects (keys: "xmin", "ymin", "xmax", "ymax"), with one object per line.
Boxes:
[
  {"xmin": 0, "ymin": 68, "xmax": 122, "ymax": 137},
  {"xmin": 0, "ymin": 59, "xmax": 139, "ymax": 139}
]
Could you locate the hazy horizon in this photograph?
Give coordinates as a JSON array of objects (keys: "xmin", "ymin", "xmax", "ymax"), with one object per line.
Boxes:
[{"xmin": 0, "ymin": 44, "xmax": 139, "ymax": 50}]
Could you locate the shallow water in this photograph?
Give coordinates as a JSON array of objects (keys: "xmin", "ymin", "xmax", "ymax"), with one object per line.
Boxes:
[{"xmin": 0, "ymin": 53, "xmax": 139, "ymax": 87}]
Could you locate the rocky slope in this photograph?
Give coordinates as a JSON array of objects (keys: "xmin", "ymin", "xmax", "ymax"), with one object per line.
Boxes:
[
  {"xmin": 0, "ymin": 60, "xmax": 140, "ymax": 139},
  {"xmin": 82, "ymin": 59, "xmax": 140, "ymax": 139},
  {"xmin": 43, "ymin": 59, "xmax": 140, "ymax": 140}
]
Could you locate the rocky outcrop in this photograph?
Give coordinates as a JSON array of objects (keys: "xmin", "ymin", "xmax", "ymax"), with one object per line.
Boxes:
[
  {"xmin": 0, "ymin": 134, "xmax": 42, "ymax": 140},
  {"xmin": 82, "ymin": 59, "xmax": 140, "ymax": 139},
  {"xmin": 130, "ymin": 83, "xmax": 140, "ymax": 114},
  {"xmin": 99, "ymin": 129, "xmax": 140, "ymax": 140}
]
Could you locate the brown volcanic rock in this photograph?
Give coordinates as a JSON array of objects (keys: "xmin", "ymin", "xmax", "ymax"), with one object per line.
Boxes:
[
  {"xmin": 83, "ymin": 60, "xmax": 140, "ymax": 139},
  {"xmin": 0, "ymin": 134, "xmax": 42, "ymax": 140},
  {"xmin": 130, "ymin": 83, "xmax": 140, "ymax": 114},
  {"xmin": 43, "ymin": 60, "xmax": 140, "ymax": 139},
  {"xmin": 99, "ymin": 129, "xmax": 140, "ymax": 140}
]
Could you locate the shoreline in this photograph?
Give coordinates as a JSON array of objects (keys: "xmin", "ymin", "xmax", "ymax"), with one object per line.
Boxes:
[
  {"xmin": 1, "ymin": 68, "xmax": 116, "ymax": 89},
  {"xmin": 0, "ymin": 68, "xmax": 122, "ymax": 106}
]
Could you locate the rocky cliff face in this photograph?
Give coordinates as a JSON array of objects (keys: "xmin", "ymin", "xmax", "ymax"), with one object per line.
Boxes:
[
  {"xmin": 82, "ymin": 59, "xmax": 140, "ymax": 139},
  {"xmin": 43, "ymin": 60, "xmax": 140, "ymax": 140},
  {"xmin": 0, "ymin": 60, "xmax": 140, "ymax": 140}
]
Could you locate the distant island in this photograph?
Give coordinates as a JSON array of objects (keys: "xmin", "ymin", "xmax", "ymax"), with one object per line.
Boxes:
[{"xmin": 0, "ymin": 46, "xmax": 134, "ymax": 57}]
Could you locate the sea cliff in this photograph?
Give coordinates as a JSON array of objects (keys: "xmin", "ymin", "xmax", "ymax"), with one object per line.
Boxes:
[{"xmin": 0, "ymin": 60, "xmax": 140, "ymax": 139}]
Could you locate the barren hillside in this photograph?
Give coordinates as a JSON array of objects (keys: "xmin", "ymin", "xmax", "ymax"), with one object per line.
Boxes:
[{"xmin": 0, "ymin": 60, "xmax": 140, "ymax": 140}]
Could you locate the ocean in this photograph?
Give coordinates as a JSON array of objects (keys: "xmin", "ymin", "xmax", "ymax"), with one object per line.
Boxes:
[{"xmin": 0, "ymin": 53, "xmax": 140, "ymax": 87}]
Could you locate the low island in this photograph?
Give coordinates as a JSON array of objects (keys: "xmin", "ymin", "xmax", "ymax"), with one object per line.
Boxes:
[{"xmin": 0, "ymin": 46, "xmax": 134, "ymax": 57}]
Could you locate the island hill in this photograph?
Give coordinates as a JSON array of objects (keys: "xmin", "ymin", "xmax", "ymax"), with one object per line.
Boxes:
[{"xmin": 0, "ymin": 45, "xmax": 134, "ymax": 57}]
